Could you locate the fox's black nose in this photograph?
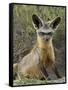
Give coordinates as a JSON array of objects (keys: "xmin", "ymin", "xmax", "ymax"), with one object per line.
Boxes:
[{"xmin": 46, "ymin": 38, "xmax": 49, "ymax": 41}]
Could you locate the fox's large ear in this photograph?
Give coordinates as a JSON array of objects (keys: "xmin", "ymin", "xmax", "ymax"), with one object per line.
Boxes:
[
  {"xmin": 50, "ymin": 17, "xmax": 61, "ymax": 30},
  {"xmin": 32, "ymin": 14, "xmax": 43, "ymax": 30}
]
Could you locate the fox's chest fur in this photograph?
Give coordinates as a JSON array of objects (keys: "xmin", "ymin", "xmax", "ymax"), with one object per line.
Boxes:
[
  {"xmin": 37, "ymin": 36, "xmax": 55, "ymax": 67},
  {"xmin": 39, "ymin": 46, "xmax": 55, "ymax": 67}
]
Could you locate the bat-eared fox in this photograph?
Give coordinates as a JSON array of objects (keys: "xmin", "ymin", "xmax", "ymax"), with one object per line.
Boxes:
[{"xmin": 13, "ymin": 14, "xmax": 61, "ymax": 80}]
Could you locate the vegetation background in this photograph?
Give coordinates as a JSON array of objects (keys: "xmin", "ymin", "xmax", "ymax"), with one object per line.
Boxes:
[{"xmin": 12, "ymin": 4, "xmax": 66, "ymax": 86}]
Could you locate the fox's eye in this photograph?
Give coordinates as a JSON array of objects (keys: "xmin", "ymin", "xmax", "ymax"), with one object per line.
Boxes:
[
  {"xmin": 39, "ymin": 32, "xmax": 53, "ymax": 36},
  {"xmin": 39, "ymin": 32, "xmax": 45, "ymax": 36},
  {"xmin": 47, "ymin": 32, "xmax": 53, "ymax": 35}
]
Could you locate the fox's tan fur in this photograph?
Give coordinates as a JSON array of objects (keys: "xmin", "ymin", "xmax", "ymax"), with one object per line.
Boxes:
[
  {"xmin": 37, "ymin": 36, "xmax": 55, "ymax": 65},
  {"xmin": 13, "ymin": 15, "xmax": 61, "ymax": 80}
]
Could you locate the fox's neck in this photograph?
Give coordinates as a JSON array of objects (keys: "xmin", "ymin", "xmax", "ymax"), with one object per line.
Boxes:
[
  {"xmin": 37, "ymin": 36, "xmax": 53, "ymax": 50},
  {"xmin": 37, "ymin": 36, "xmax": 55, "ymax": 63}
]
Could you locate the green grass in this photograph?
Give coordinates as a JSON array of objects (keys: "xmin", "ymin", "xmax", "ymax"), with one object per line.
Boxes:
[
  {"xmin": 13, "ymin": 78, "xmax": 47, "ymax": 86},
  {"xmin": 13, "ymin": 77, "xmax": 65, "ymax": 86}
]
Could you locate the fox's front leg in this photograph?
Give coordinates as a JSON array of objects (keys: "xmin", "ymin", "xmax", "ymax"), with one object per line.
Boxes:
[
  {"xmin": 52, "ymin": 63, "xmax": 61, "ymax": 78},
  {"xmin": 39, "ymin": 63, "xmax": 51, "ymax": 80}
]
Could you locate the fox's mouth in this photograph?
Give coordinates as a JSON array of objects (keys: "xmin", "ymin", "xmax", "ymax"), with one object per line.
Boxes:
[{"xmin": 42, "ymin": 37, "xmax": 50, "ymax": 42}]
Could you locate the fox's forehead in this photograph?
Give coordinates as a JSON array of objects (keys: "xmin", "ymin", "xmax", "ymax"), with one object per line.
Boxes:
[
  {"xmin": 38, "ymin": 24, "xmax": 53, "ymax": 33},
  {"xmin": 39, "ymin": 23, "xmax": 50, "ymax": 29}
]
